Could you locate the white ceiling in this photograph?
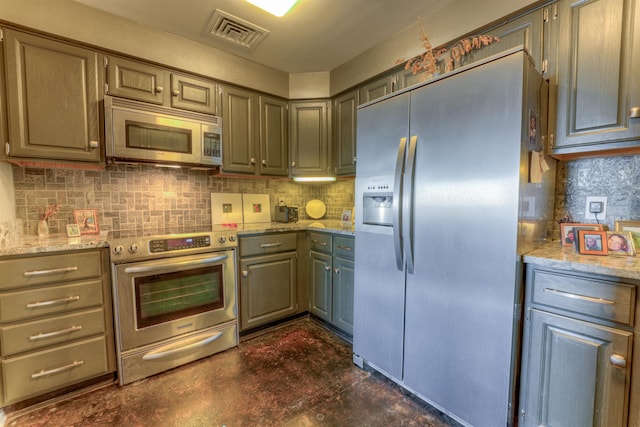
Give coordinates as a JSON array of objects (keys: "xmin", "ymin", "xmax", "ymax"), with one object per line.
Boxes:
[{"xmin": 72, "ymin": 0, "xmax": 444, "ymax": 74}]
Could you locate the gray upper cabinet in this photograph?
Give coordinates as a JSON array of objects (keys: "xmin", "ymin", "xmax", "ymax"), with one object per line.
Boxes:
[
  {"xmin": 259, "ymin": 95, "xmax": 288, "ymax": 176},
  {"xmin": 105, "ymin": 56, "xmax": 217, "ymax": 115},
  {"xmin": 289, "ymin": 100, "xmax": 331, "ymax": 177},
  {"xmin": 2, "ymin": 29, "xmax": 102, "ymax": 164},
  {"xmin": 332, "ymin": 90, "xmax": 358, "ymax": 176},
  {"xmin": 550, "ymin": 0, "xmax": 640, "ymax": 158},
  {"xmin": 358, "ymin": 73, "xmax": 398, "ymax": 105},
  {"xmin": 220, "ymin": 85, "xmax": 260, "ymax": 174}
]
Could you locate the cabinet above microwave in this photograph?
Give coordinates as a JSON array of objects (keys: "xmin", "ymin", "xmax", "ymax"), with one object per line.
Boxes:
[{"xmin": 104, "ymin": 96, "xmax": 222, "ymax": 169}]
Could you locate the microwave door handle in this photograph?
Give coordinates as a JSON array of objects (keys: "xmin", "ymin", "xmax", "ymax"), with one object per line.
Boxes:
[
  {"xmin": 393, "ymin": 137, "xmax": 407, "ymax": 272},
  {"xmin": 403, "ymin": 135, "xmax": 417, "ymax": 275},
  {"xmin": 124, "ymin": 254, "xmax": 229, "ymax": 274}
]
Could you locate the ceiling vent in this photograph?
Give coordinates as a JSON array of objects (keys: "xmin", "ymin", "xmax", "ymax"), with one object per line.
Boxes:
[{"xmin": 206, "ymin": 10, "xmax": 269, "ymax": 49}]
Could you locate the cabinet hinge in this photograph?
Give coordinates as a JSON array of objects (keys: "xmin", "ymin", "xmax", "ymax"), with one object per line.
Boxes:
[
  {"xmin": 104, "ymin": 83, "xmax": 109, "ymax": 94},
  {"xmin": 541, "ymin": 59, "xmax": 548, "ymax": 74},
  {"xmin": 552, "ymin": 4, "xmax": 558, "ymax": 20},
  {"xmin": 0, "ymin": 28, "xmax": 4, "ymax": 42},
  {"xmin": 5, "ymin": 142, "xmax": 10, "ymax": 156},
  {"xmin": 543, "ymin": 7, "xmax": 549, "ymax": 23},
  {"xmin": 103, "ymin": 56, "xmax": 108, "ymax": 67},
  {"xmin": 525, "ymin": 308, "xmax": 531, "ymax": 321}
]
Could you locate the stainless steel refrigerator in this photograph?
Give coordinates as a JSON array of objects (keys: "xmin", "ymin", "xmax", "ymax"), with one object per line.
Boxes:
[{"xmin": 353, "ymin": 48, "xmax": 556, "ymax": 427}]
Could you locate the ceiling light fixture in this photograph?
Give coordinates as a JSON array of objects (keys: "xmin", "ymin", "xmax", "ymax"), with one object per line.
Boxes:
[
  {"xmin": 245, "ymin": 0, "xmax": 298, "ymax": 17},
  {"xmin": 292, "ymin": 176, "xmax": 336, "ymax": 183}
]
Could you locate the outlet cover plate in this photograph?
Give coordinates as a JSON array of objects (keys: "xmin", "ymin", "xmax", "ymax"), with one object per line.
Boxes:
[{"xmin": 585, "ymin": 196, "xmax": 607, "ymax": 220}]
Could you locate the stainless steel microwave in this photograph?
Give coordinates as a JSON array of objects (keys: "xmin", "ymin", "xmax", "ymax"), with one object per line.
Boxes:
[{"xmin": 104, "ymin": 95, "xmax": 222, "ymax": 168}]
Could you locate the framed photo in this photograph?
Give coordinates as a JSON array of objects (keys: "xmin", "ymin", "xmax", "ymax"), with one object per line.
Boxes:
[
  {"xmin": 73, "ymin": 209, "xmax": 99, "ymax": 235},
  {"xmin": 606, "ymin": 231, "xmax": 636, "ymax": 256},
  {"xmin": 560, "ymin": 223, "xmax": 602, "ymax": 247},
  {"xmin": 341, "ymin": 209, "xmax": 352, "ymax": 227},
  {"xmin": 615, "ymin": 221, "xmax": 640, "ymax": 252},
  {"xmin": 66, "ymin": 223, "xmax": 81, "ymax": 237},
  {"xmin": 577, "ymin": 230, "xmax": 608, "ymax": 256}
]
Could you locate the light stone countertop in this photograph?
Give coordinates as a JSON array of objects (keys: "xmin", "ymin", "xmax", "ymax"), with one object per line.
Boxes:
[
  {"xmin": 236, "ymin": 220, "xmax": 355, "ymax": 236},
  {"xmin": 524, "ymin": 241, "xmax": 640, "ymax": 281}
]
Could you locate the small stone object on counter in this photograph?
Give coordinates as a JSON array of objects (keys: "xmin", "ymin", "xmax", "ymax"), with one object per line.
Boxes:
[{"xmin": 0, "ymin": 219, "xmax": 23, "ymax": 248}]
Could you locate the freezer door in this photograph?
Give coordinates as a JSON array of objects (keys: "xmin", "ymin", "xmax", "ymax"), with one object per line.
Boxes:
[
  {"xmin": 403, "ymin": 52, "xmax": 528, "ymax": 427},
  {"xmin": 353, "ymin": 231, "xmax": 406, "ymax": 381}
]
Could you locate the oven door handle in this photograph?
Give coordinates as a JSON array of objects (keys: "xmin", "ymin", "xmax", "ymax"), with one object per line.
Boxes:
[
  {"xmin": 124, "ymin": 254, "xmax": 229, "ymax": 274},
  {"xmin": 141, "ymin": 331, "xmax": 224, "ymax": 361}
]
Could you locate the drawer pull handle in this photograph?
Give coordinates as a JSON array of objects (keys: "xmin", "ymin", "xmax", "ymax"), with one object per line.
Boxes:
[
  {"xmin": 336, "ymin": 245, "xmax": 353, "ymax": 251},
  {"xmin": 23, "ymin": 266, "xmax": 79, "ymax": 276},
  {"xmin": 31, "ymin": 360, "xmax": 84, "ymax": 379},
  {"xmin": 259, "ymin": 242, "xmax": 282, "ymax": 248},
  {"xmin": 543, "ymin": 288, "xmax": 615, "ymax": 305},
  {"xmin": 27, "ymin": 295, "xmax": 81, "ymax": 308},
  {"xmin": 610, "ymin": 354, "xmax": 627, "ymax": 368},
  {"xmin": 311, "ymin": 240, "xmax": 328, "ymax": 246},
  {"xmin": 142, "ymin": 332, "xmax": 223, "ymax": 361},
  {"xmin": 30, "ymin": 325, "xmax": 83, "ymax": 341}
]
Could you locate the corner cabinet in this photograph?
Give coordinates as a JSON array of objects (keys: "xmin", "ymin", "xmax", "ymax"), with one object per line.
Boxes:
[
  {"xmin": 519, "ymin": 264, "xmax": 637, "ymax": 427},
  {"xmin": 0, "ymin": 249, "xmax": 116, "ymax": 407},
  {"xmin": 550, "ymin": 0, "xmax": 640, "ymax": 158},
  {"xmin": 308, "ymin": 232, "xmax": 355, "ymax": 335},
  {"xmin": 289, "ymin": 100, "xmax": 331, "ymax": 177},
  {"xmin": 258, "ymin": 95, "xmax": 288, "ymax": 176},
  {"xmin": 239, "ymin": 233, "xmax": 298, "ymax": 331},
  {"xmin": 2, "ymin": 29, "xmax": 103, "ymax": 164},
  {"xmin": 332, "ymin": 90, "xmax": 358, "ymax": 176}
]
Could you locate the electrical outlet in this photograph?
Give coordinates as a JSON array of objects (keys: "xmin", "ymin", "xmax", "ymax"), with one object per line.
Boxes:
[{"xmin": 585, "ymin": 196, "xmax": 607, "ymax": 220}]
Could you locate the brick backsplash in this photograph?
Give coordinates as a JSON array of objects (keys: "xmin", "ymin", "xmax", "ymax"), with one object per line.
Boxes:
[{"xmin": 12, "ymin": 164, "xmax": 354, "ymax": 236}]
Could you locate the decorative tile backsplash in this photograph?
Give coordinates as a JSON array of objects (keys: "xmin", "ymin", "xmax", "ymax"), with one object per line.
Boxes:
[
  {"xmin": 11, "ymin": 164, "xmax": 355, "ymax": 236},
  {"xmin": 8, "ymin": 154, "xmax": 638, "ymax": 239}
]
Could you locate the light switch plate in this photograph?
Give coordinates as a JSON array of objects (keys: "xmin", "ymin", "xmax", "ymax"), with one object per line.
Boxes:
[{"xmin": 585, "ymin": 196, "xmax": 607, "ymax": 220}]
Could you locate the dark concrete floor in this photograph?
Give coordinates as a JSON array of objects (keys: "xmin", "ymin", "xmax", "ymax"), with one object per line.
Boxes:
[{"xmin": 5, "ymin": 318, "xmax": 459, "ymax": 427}]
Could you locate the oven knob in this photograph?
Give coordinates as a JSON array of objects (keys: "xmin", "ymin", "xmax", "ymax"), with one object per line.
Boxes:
[
  {"xmin": 113, "ymin": 245, "xmax": 124, "ymax": 255},
  {"xmin": 218, "ymin": 236, "xmax": 227, "ymax": 244},
  {"xmin": 128, "ymin": 244, "xmax": 139, "ymax": 253},
  {"xmin": 229, "ymin": 235, "xmax": 236, "ymax": 242}
]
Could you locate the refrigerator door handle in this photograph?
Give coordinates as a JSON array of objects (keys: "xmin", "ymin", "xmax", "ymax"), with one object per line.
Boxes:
[
  {"xmin": 393, "ymin": 137, "xmax": 407, "ymax": 271},
  {"xmin": 404, "ymin": 135, "xmax": 417, "ymax": 274}
]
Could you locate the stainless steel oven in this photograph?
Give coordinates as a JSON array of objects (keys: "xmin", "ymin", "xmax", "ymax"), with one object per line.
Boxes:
[{"xmin": 109, "ymin": 230, "xmax": 238, "ymax": 385}]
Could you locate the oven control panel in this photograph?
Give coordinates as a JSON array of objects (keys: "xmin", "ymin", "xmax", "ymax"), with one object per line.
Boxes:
[{"xmin": 149, "ymin": 235, "xmax": 211, "ymax": 253}]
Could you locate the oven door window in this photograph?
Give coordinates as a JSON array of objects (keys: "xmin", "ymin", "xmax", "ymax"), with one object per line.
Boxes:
[
  {"xmin": 134, "ymin": 265, "xmax": 223, "ymax": 329},
  {"xmin": 126, "ymin": 121, "xmax": 192, "ymax": 154}
]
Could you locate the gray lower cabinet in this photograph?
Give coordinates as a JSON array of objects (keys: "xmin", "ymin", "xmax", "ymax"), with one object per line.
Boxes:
[
  {"xmin": 308, "ymin": 232, "xmax": 354, "ymax": 335},
  {"xmin": 0, "ymin": 249, "xmax": 116, "ymax": 407},
  {"xmin": 239, "ymin": 233, "xmax": 298, "ymax": 331},
  {"xmin": 519, "ymin": 265, "xmax": 636, "ymax": 427},
  {"xmin": 2, "ymin": 28, "xmax": 102, "ymax": 164}
]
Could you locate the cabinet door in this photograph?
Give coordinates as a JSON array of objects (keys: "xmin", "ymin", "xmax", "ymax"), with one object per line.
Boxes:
[
  {"xmin": 4, "ymin": 30, "xmax": 102, "ymax": 163},
  {"xmin": 105, "ymin": 56, "xmax": 168, "ymax": 104},
  {"xmin": 170, "ymin": 73, "xmax": 217, "ymax": 115},
  {"xmin": 332, "ymin": 256, "xmax": 354, "ymax": 335},
  {"xmin": 520, "ymin": 309, "xmax": 632, "ymax": 427},
  {"xmin": 552, "ymin": 0, "xmax": 640, "ymax": 157},
  {"xmin": 259, "ymin": 96, "xmax": 288, "ymax": 176},
  {"xmin": 289, "ymin": 100, "xmax": 330, "ymax": 176},
  {"xmin": 358, "ymin": 74, "xmax": 396, "ymax": 104},
  {"xmin": 309, "ymin": 251, "xmax": 332, "ymax": 322},
  {"xmin": 220, "ymin": 85, "xmax": 259, "ymax": 174},
  {"xmin": 240, "ymin": 252, "xmax": 297, "ymax": 331},
  {"xmin": 333, "ymin": 91, "xmax": 358, "ymax": 176}
]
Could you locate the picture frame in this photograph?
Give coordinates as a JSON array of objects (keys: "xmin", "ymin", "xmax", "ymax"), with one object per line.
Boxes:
[
  {"xmin": 341, "ymin": 209, "xmax": 352, "ymax": 227},
  {"xmin": 615, "ymin": 221, "xmax": 640, "ymax": 253},
  {"xmin": 606, "ymin": 231, "xmax": 636, "ymax": 256},
  {"xmin": 66, "ymin": 223, "xmax": 81, "ymax": 238},
  {"xmin": 577, "ymin": 230, "xmax": 608, "ymax": 256},
  {"xmin": 560, "ymin": 223, "xmax": 602, "ymax": 247},
  {"xmin": 73, "ymin": 209, "xmax": 99, "ymax": 235}
]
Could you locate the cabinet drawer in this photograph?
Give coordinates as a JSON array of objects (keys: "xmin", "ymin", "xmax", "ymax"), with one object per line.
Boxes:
[
  {"xmin": 531, "ymin": 269, "xmax": 636, "ymax": 326},
  {"xmin": 309, "ymin": 232, "xmax": 332, "ymax": 254},
  {"xmin": 2, "ymin": 335, "xmax": 109, "ymax": 404},
  {"xmin": 1, "ymin": 308, "xmax": 105, "ymax": 356},
  {"xmin": 0, "ymin": 279, "xmax": 104, "ymax": 323},
  {"xmin": 0, "ymin": 251, "xmax": 102, "ymax": 290},
  {"xmin": 333, "ymin": 236, "xmax": 355, "ymax": 259},
  {"xmin": 240, "ymin": 233, "xmax": 297, "ymax": 256}
]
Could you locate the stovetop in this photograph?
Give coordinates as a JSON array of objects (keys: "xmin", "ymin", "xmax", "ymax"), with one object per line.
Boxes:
[{"xmin": 108, "ymin": 225, "xmax": 238, "ymax": 263}]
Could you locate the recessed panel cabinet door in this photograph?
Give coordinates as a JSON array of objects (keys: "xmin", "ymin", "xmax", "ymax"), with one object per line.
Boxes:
[
  {"xmin": 259, "ymin": 96, "xmax": 288, "ymax": 176},
  {"xmin": 4, "ymin": 30, "xmax": 102, "ymax": 163},
  {"xmin": 221, "ymin": 85, "xmax": 259, "ymax": 174},
  {"xmin": 332, "ymin": 256, "xmax": 354, "ymax": 335},
  {"xmin": 289, "ymin": 100, "xmax": 330, "ymax": 176},
  {"xmin": 520, "ymin": 309, "xmax": 632, "ymax": 427},
  {"xmin": 309, "ymin": 251, "xmax": 332, "ymax": 322},
  {"xmin": 552, "ymin": 0, "xmax": 640, "ymax": 156},
  {"xmin": 105, "ymin": 56, "xmax": 167, "ymax": 105},
  {"xmin": 333, "ymin": 91, "xmax": 357, "ymax": 176},
  {"xmin": 170, "ymin": 73, "xmax": 217, "ymax": 115}
]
